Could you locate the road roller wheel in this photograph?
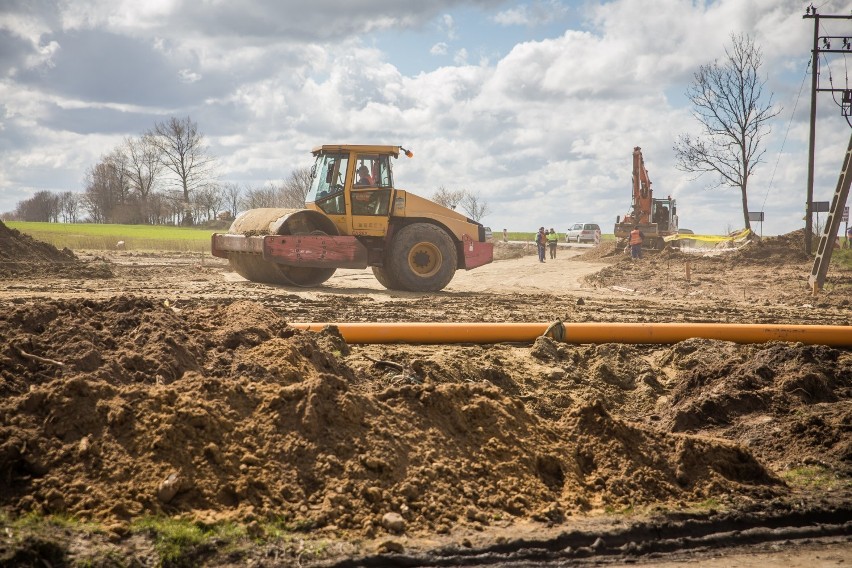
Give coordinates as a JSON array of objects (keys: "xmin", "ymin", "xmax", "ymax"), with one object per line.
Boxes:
[
  {"xmin": 371, "ymin": 265, "xmax": 401, "ymax": 290},
  {"xmin": 388, "ymin": 223, "xmax": 457, "ymax": 292},
  {"xmin": 279, "ymin": 265, "xmax": 337, "ymax": 287},
  {"xmin": 229, "ymin": 254, "xmax": 294, "ymax": 285},
  {"xmin": 226, "ymin": 209, "xmax": 339, "ymax": 287}
]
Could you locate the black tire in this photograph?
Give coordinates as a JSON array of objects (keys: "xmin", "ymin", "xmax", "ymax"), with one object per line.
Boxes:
[
  {"xmin": 387, "ymin": 223, "xmax": 457, "ymax": 292},
  {"xmin": 280, "ymin": 265, "xmax": 337, "ymax": 287},
  {"xmin": 229, "ymin": 253, "xmax": 295, "ymax": 285},
  {"xmin": 372, "ymin": 265, "xmax": 401, "ymax": 290}
]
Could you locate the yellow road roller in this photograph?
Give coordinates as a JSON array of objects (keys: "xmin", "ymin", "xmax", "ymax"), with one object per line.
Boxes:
[{"xmin": 212, "ymin": 145, "xmax": 493, "ymax": 292}]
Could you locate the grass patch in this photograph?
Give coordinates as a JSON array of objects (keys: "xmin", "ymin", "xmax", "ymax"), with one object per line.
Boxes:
[
  {"xmin": 6, "ymin": 511, "xmax": 101, "ymax": 535},
  {"xmin": 603, "ymin": 504, "xmax": 637, "ymax": 516},
  {"xmin": 831, "ymin": 248, "xmax": 852, "ymax": 268},
  {"xmin": 782, "ymin": 465, "xmax": 849, "ymax": 490},
  {"xmin": 693, "ymin": 497, "xmax": 722, "ymax": 510},
  {"xmin": 132, "ymin": 517, "xmax": 246, "ymax": 565},
  {"xmin": 6, "ymin": 221, "xmax": 215, "ymax": 252}
]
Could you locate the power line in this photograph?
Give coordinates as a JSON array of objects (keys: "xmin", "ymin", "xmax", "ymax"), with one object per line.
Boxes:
[{"xmin": 760, "ymin": 59, "xmax": 810, "ymax": 212}]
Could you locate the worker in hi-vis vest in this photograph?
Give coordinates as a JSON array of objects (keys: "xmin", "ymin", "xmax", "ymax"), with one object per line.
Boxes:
[{"xmin": 629, "ymin": 226, "xmax": 644, "ymax": 260}]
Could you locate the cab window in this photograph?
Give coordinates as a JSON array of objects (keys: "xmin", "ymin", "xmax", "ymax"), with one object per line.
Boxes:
[
  {"xmin": 353, "ymin": 154, "xmax": 392, "ymax": 188},
  {"xmin": 306, "ymin": 153, "xmax": 349, "ymax": 215},
  {"xmin": 351, "ymin": 189, "xmax": 391, "ymax": 216}
]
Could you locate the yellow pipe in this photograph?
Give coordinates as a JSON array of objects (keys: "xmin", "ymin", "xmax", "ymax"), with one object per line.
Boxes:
[{"xmin": 289, "ymin": 322, "xmax": 852, "ymax": 347}]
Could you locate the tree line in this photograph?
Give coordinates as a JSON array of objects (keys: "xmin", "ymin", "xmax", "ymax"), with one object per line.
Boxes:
[{"xmin": 4, "ymin": 116, "xmax": 314, "ymax": 226}]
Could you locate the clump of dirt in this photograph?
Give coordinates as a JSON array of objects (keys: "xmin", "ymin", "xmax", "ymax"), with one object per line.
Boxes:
[
  {"xmin": 0, "ymin": 297, "xmax": 787, "ymax": 536},
  {"xmin": 660, "ymin": 338, "xmax": 852, "ymax": 470},
  {"xmin": 0, "ymin": 220, "xmax": 113, "ymax": 279},
  {"xmin": 728, "ymin": 229, "xmax": 811, "ymax": 265}
]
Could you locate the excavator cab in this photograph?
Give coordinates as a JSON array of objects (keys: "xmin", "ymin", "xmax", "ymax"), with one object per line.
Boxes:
[{"xmin": 651, "ymin": 198, "xmax": 678, "ymax": 233}]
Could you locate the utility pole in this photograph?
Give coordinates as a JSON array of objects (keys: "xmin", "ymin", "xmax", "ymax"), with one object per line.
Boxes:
[{"xmin": 802, "ymin": 5, "xmax": 852, "ymax": 255}]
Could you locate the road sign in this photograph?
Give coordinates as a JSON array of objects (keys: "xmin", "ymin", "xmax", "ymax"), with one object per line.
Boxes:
[
  {"xmin": 811, "ymin": 201, "xmax": 830, "ymax": 213},
  {"xmin": 748, "ymin": 211, "xmax": 764, "ymax": 222},
  {"xmin": 843, "ymin": 206, "xmax": 849, "ymax": 223}
]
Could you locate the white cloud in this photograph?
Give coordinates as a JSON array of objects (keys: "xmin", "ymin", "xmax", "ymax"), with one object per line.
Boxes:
[
  {"xmin": 178, "ymin": 68, "xmax": 202, "ymax": 83},
  {"xmin": 440, "ymin": 14, "xmax": 458, "ymax": 40},
  {"xmin": 493, "ymin": 1, "xmax": 569, "ymax": 27},
  {"xmin": 1, "ymin": 0, "xmax": 850, "ymax": 237},
  {"xmin": 431, "ymin": 42, "xmax": 449, "ymax": 56}
]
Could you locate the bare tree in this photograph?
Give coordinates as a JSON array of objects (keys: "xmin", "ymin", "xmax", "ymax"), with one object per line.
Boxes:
[
  {"xmin": 432, "ymin": 186, "xmax": 464, "ymax": 210},
  {"xmin": 83, "ymin": 160, "xmax": 124, "ymax": 223},
  {"xmin": 278, "ymin": 167, "xmax": 313, "ymax": 208},
  {"xmin": 674, "ymin": 33, "xmax": 780, "ymax": 230},
  {"xmin": 59, "ymin": 191, "xmax": 81, "ymax": 223},
  {"xmin": 124, "ymin": 134, "xmax": 162, "ymax": 223},
  {"xmin": 459, "ymin": 190, "xmax": 491, "ymax": 222},
  {"xmin": 194, "ymin": 183, "xmax": 225, "ymax": 223},
  {"xmin": 150, "ymin": 116, "xmax": 216, "ymax": 225},
  {"xmin": 241, "ymin": 184, "xmax": 278, "ymax": 209},
  {"xmin": 15, "ymin": 191, "xmax": 60, "ymax": 222},
  {"xmin": 222, "ymin": 182, "xmax": 242, "ymax": 219}
]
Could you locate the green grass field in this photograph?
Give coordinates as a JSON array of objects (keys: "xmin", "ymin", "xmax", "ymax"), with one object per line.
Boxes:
[{"xmin": 6, "ymin": 222, "xmax": 215, "ymax": 252}]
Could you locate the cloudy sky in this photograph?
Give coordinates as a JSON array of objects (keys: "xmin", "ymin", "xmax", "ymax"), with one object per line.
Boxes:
[{"xmin": 1, "ymin": 0, "xmax": 850, "ymax": 235}]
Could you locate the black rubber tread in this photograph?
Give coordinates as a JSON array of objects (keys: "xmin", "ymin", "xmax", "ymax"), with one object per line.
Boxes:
[
  {"xmin": 371, "ymin": 265, "xmax": 401, "ymax": 290},
  {"xmin": 387, "ymin": 223, "xmax": 457, "ymax": 292},
  {"xmin": 280, "ymin": 265, "xmax": 337, "ymax": 287},
  {"xmin": 229, "ymin": 253, "xmax": 294, "ymax": 285}
]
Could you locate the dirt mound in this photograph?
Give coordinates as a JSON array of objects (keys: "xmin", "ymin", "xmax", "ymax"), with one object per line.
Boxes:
[
  {"xmin": 0, "ymin": 221, "xmax": 113, "ymax": 279},
  {"xmin": 728, "ymin": 229, "xmax": 811, "ymax": 265},
  {"xmin": 661, "ymin": 339, "xmax": 852, "ymax": 469},
  {"xmin": 0, "ymin": 298, "xmax": 787, "ymax": 535},
  {"xmin": 571, "ymin": 240, "xmax": 621, "ymax": 261},
  {"xmin": 493, "ymin": 241, "xmax": 533, "ymax": 260}
]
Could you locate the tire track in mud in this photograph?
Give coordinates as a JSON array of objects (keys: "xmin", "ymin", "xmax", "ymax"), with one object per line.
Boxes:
[{"xmin": 338, "ymin": 507, "xmax": 852, "ymax": 567}]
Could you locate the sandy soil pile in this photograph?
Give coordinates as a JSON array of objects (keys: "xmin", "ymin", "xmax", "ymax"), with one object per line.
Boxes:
[
  {"xmin": 493, "ymin": 240, "xmax": 533, "ymax": 260},
  {"xmin": 0, "ymin": 297, "xmax": 797, "ymax": 536},
  {"xmin": 728, "ymin": 229, "xmax": 812, "ymax": 265},
  {"xmin": 0, "ymin": 220, "xmax": 112, "ymax": 279},
  {"xmin": 571, "ymin": 240, "xmax": 620, "ymax": 261}
]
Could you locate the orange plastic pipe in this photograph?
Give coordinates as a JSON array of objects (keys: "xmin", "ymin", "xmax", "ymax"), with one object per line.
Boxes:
[{"xmin": 289, "ymin": 322, "xmax": 852, "ymax": 347}]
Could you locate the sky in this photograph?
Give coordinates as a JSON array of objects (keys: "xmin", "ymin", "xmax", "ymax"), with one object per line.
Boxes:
[{"xmin": 1, "ymin": 0, "xmax": 851, "ymax": 235}]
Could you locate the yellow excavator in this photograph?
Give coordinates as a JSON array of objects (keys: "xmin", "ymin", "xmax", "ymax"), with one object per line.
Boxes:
[{"xmin": 212, "ymin": 144, "xmax": 493, "ymax": 292}]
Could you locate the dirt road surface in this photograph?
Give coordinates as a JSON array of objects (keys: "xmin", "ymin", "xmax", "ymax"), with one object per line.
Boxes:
[{"xmin": 0, "ymin": 222, "xmax": 850, "ymax": 566}]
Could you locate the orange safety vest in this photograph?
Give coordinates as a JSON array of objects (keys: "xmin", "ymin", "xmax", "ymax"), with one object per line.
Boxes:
[{"xmin": 629, "ymin": 229, "xmax": 643, "ymax": 246}]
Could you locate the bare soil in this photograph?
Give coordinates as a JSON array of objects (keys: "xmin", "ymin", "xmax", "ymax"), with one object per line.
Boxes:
[{"xmin": 0, "ymin": 222, "xmax": 850, "ymax": 566}]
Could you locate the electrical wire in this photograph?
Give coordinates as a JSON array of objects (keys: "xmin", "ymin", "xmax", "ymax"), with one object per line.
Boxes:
[{"xmin": 759, "ymin": 58, "xmax": 811, "ymax": 212}]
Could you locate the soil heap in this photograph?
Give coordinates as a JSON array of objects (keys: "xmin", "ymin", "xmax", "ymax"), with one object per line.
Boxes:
[
  {"xmin": 0, "ymin": 220, "xmax": 112, "ymax": 279},
  {"xmin": 0, "ymin": 297, "xmax": 791, "ymax": 536}
]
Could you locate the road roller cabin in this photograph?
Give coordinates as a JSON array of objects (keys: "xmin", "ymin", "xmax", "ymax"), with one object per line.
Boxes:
[{"xmin": 211, "ymin": 144, "xmax": 493, "ymax": 292}]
